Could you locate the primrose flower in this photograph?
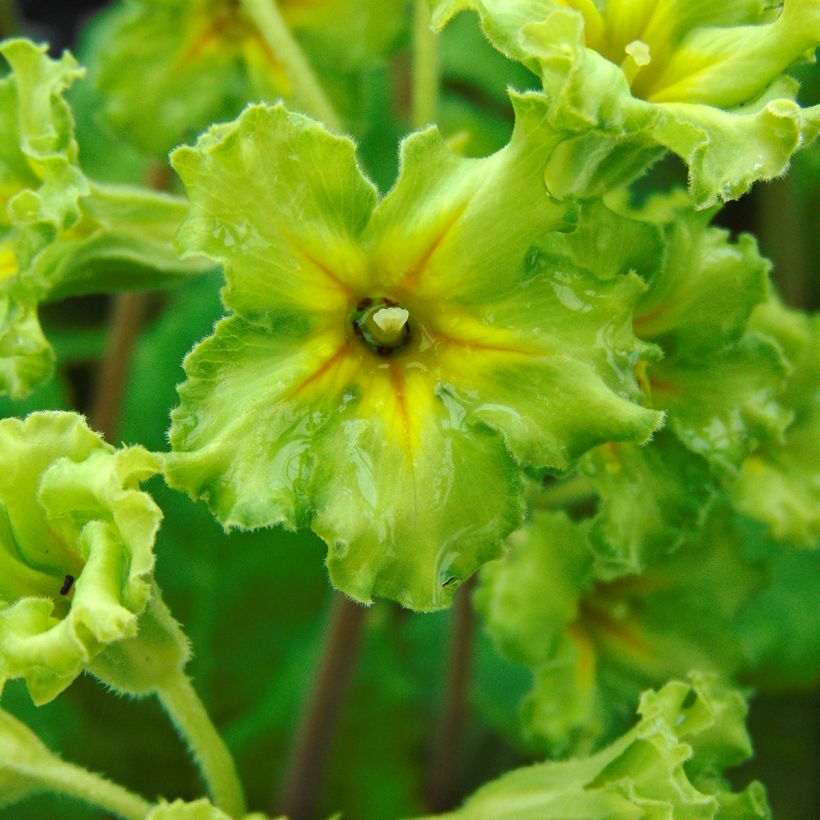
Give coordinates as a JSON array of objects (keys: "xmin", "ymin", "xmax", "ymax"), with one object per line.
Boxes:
[
  {"xmin": 166, "ymin": 99, "xmax": 663, "ymax": 610},
  {"xmin": 0, "ymin": 412, "xmax": 161, "ymax": 704},
  {"xmin": 476, "ymin": 508, "xmax": 763, "ymax": 755},
  {"xmin": 93, "ymin": 0, "xmax": 406, "ymax": 155},
  {"xmin": 432, "ymin": 0, "xmax": 820, "ymax": 205},
  {"xmin": 0, "ymin": 38, "xmax": 212, "ymax": 399},
  {"xmin": 444, "ymin": 673, "xmax": 770, "ymax": 818}
]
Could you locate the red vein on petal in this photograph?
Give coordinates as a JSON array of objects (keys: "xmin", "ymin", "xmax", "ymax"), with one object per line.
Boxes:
[
  {"xmin": 430, "ymin": 330, "xmax": 540, "ymax": 357},
  {"xmin": 282, "ymin": 231, "xmax": 355, "ymax": 297},
  {"xmin": 398, "ymin": 204, "xmax": 468, "ymax": 291},
  {"xmin": 388, "ymin": 360, "xmax": 414, "ymax": 460},
  {"xmin": 288, "ymin": 345, "xmax": 349, "ymax": 399},
  {"xmin": 177, "ymin": 14, "xmax": 232, "ymax": 67}
]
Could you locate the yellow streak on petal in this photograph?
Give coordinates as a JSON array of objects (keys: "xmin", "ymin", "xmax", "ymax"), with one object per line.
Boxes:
[
  {"xmin": 0, "ymin": 244, "xmax": 18, "ymax": 282},
  {"xmin": 566, "ymin": 623, "xmax": 598, "ymax": 688}
]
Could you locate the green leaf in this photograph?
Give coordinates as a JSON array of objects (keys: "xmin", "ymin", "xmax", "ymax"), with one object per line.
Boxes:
[
  {"xmin": 425, "ymin": 673, "xmax": 770, "ymax": 819},
  {"xmin": 476, "ymin": 508, "xmax": 764, "ymax": 754},
  {"xmin": 432, "ymin": 0, "xmax": 820, "ymax": 205},
  {"xmin": 167, "ymin": 100, "xmax": 662, "ymax": 610},
  {"xmin": 0, "ymin": 412, "xmax": 163, "ymax": 704}
]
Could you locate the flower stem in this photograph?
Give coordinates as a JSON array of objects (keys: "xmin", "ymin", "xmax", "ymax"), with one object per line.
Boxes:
[
  {"xmin": 278, "ymin": 594, "xmax": 368, "ymax": 819},
  {"xmin": 156, "ymin": 670, "xmax": 247, "ymax": 819},
  {"xmin": 426, "ymin": 576, "xmax": 477, "ymax": 812},
  {"xmin": 90, "ymin": 291, "xmax": 148, "ymax": 441},
  {"xmin": 412, "ymin": 0, "xmax": 439, "ymax": 128},
  {"xmin": 26, "ymin": 758, "xmax": 151, "ymax": 820},
  {"xmin": 241, "ymin": 0, "xmax": 342, "ymax": 131}
]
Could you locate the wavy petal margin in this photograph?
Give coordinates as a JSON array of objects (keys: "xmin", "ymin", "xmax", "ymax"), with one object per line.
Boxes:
[
  {"xmin": 167, "ymin": 101, "xmax": 662, "ymax": 609},
  {"xmin": 0, "ymin": 412, "xmax": 161, "ymax": 704}
]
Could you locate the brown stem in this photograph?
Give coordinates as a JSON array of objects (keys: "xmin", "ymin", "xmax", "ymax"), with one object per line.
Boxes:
[
  {"xmin": 426, "ymin": 575, "xmax": 478, "ymax": 813},
  {"xmin": 277, "ymin": 593, "xmax": 368, "ymax": 820},
  {"xmin": 89, "ymin": 292, "xmax": 148, "ymax": 441}
]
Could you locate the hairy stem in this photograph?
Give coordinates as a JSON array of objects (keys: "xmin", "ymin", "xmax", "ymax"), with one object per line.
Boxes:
[
  {"xmin": 241, "ymin": 0, "xmax": 342, "ymax": 131},
  {"xmin": 26, "ymin": 758, "xmax": 151, "ymax": 820},
  {"xmin": 426, "ymin": 576, "xmax": 477, "ymax": 812},
  {"xmin": 90, "ymin": 292, "xmax": 148, "ymax": 441},
  {"xmin": 156, "ymin": 671, "xmax": 247, "ymax": 818},
  {"xmin": 412, "ymin": 0, "xmax": 439, "ymax": 128},
  {"xmin": 278, "ymin": 594, "xmax": 368, "ymax": 819}
]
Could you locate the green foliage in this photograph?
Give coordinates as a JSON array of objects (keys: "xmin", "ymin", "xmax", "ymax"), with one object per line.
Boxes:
[{"xmin": 0, "ymin": 1, "xmax": 817, "ymax": 818}]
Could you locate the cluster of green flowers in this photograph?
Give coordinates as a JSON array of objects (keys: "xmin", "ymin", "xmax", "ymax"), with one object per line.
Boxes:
[{"xmin": 0, "ymin": 0, "xmax": 818, "ymax": 816}]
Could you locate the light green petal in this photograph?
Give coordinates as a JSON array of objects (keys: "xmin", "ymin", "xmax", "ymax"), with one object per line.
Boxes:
[
  {"xmin": 732, "ymin": 303, "xmax": 820, "ymax": 546},
  {"xmin": 633, "ymin": 198, "xmax": 771, "ymax": 358},
  {"xmin": 434, "ymin": 1, "xmax": 820, "ymax": 205},
  {"xmin": 32, "ymin": 182, "xmax": 213, "ymax": 299},
  {"xmin": 0, "ymin": 271, "xmax": 53, "ymax": 400},
  {"xmin": 654, "ymin": 80, "xmax": 820, "ymax": 208},
  {"xmin": 148, "ymin": 799, "xmax": 233, "ymax": 820},
  {"xmin": 654, "ymin": 333, "xmax": 791, "ymax": 472},
  {"xmin": 427, "ymin": 674, "xmax": 769, "ymax": 819},
  {"xmin": 166, "ymin": 313, "xmax": 344, "ymax": 531},
  {"xmin": 364, "ymin": 94, "xmax": 575, "ymax": 303},
  {"xmin": 167, "ymin": 317, "xmax": 523, "ymax": 611},
  {"xmin": 583, "ymin": 432, "xmax": 717, "ymax": 579},
  {"xmin": 171, "ymin": 103, "xmax": 378, "ymax": 321},
  {"xmin": 312, "ymin": 389, "xmax": 523, "ymax": 611},
  {"xmin": 0, "ymin": 39, "xmax": 88, "ymax": 255},
  {"xmin": 0, "ymin": 412, "xmax": 162, "ymax": 704}
]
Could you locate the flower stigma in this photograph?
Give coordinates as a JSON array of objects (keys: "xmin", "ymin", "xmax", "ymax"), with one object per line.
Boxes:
[{"xmin": 353, "ymin": 297, "xmax": 412, "ymax": 355}]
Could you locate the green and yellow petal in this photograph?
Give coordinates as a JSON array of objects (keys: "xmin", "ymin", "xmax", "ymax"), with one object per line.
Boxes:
[
  {"xmin": 169, "ymin": 101, "xmax": 664, "ymax": 609},
  {"xmin": 0, "ymin": 412, "xmax": 162, "ymax": 704},
  {"xmin": 433, "ymin": 0, "xmax": 820, "ymax": 205},
  {"xmin": 430, "ymin": 673, "xmax": 769, "ymax": 818}
]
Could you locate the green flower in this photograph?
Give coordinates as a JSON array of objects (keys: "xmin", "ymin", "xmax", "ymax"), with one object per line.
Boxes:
[
  {"xmin": 427, "ymin": 673, "xmax": 770, "ymax": 819},
  {"xmin": 166, "ymin": 99, "xmax": 663, "ymax": 610},
  {"xmin": 432, "ymin": 0, "xmax": 820, "ymax": 205},
  {"xmin": 0, "ymin": 412, "xmax": 162, "ymax": 704},
  {"xmin": 476, "ymin": 508, "xmax": 763, "ymax": 754},
  {"xmin": 0, "ymin": 38, "xmax": 212, "ymax": 399},
  {"xmin": 91, "ymin": 0, "xmax": 406, "ymax": 156},
  {"xmin": 532, "ymin": 192, "xmax": 789, "ymax": 576}
]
